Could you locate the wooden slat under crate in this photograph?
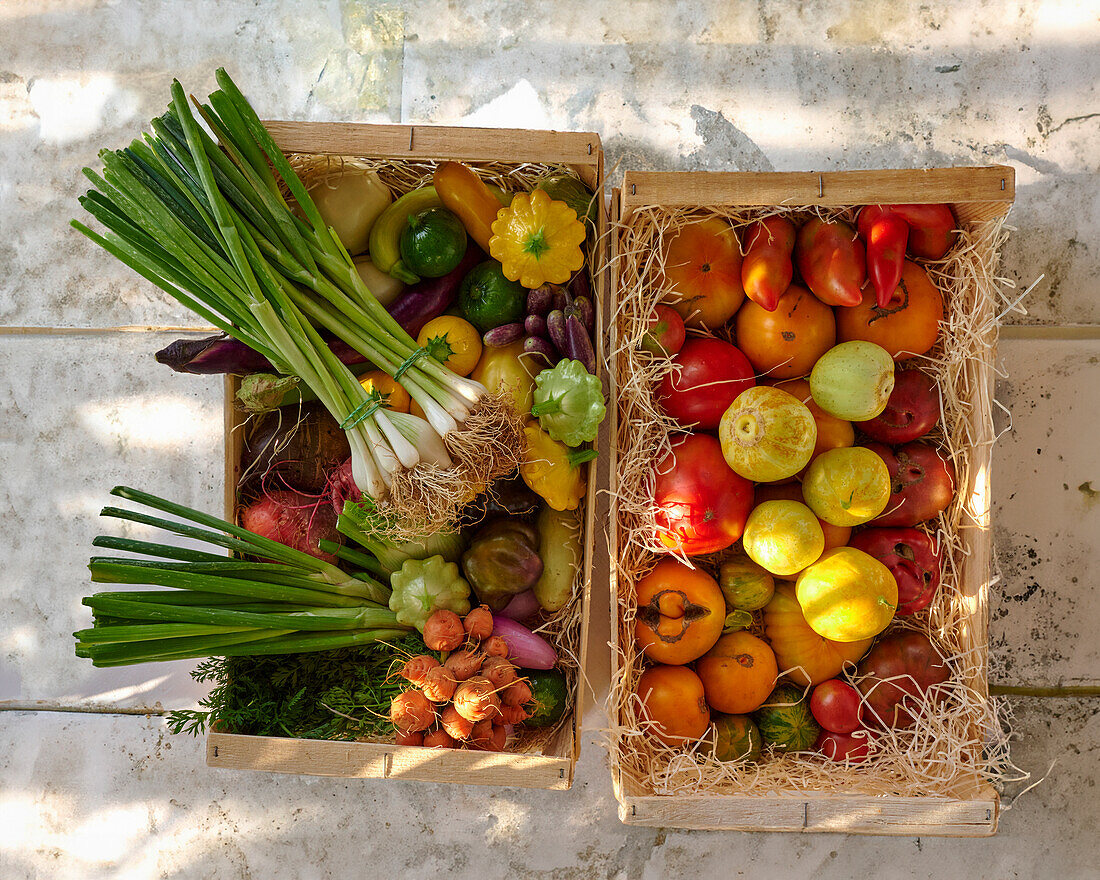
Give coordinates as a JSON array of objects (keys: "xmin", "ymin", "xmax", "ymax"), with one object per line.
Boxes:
[
  {"xmin": 608, "ymin": 166, "xmax": 1014, "ymax": 834},
  {"xmin": 206, "ymin": 121, "xmax": 605, "ymax": 789}
]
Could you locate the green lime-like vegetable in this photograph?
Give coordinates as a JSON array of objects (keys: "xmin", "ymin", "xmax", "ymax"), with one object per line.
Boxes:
[
  {"xmin": 388, "ymin": 555, "xmax": 472, "ymax": 632},
  {"xmin": 399, "ymin": 207, "xmax": 467, "ymax": 280},
  {"xmin": 536, "ymin": 174, "xmax": 598, "ymax": 230},
  {"xmin": 711, "ymin": 714, "xmax": 762, "ymax": 763},
  {"xmin": 531, "ymin": 358, "xmax": 606, "ymax": 447},
  {"xmin": 524, "ymin": 668, "xmax": 568, "ymax": 728},
  {"xmin": 459, "ymin": 260, "xmax": 527, "ymax": 332},
  {"xmin": 754, "ymin": 683, "xmax": 821, "ymax": 752}
]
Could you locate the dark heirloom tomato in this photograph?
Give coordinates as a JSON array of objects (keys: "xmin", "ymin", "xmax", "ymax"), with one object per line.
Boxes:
[
  {"xmin": 653, "ymin": 433, "xmax": 754, "ymax": 555},
  {"xmin": 857, "ymin": 631, "xmax": 950, "ymax": 728},
  {"xmin": 657, "ymin": 337, "xmax": 755, "ymax": 429},
  {"xmin": 816, "ymin": 729, "xmax": 874, "ymax": 763},
  {"xmin": 866, "ymin": 441, "xmax": 956, "ymax": 527},
  {"xmin": 856, "ymin": 369, "xmax": 941, "ymax": 444},
  {"xmin": 849, "ymin": 526, "xmax": 942, "ymax": 615}
]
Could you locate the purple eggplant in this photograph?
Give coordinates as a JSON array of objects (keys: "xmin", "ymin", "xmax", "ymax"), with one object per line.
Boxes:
[
  {"xmin": 571, "ymin": 296, "xmax": 595, "ymax": 333},
  {"xmin": 569, "ymin": 270, "xmax": 592, "ymax": 304},
  {"xmin": 527, "ymin": 286, "xmax": 553, "ymax": 315},
  {"xmin": 523, "ymin": 336, "xmax": 556, "ymax": 366},
  {"xmin": 483, "ymin": 322, "xmax": 525, "ymax": 347},
  {"xmin": 563, "ymin": 315, "xmax": 597, "ymax": 375},
  {"xmin": 155, "ymin": 333, "xmax": 367, "ymax": 375},
  {"xmin": 550, "ymin": 285, "xmax": 569, "ymax": 312},
  {"xmin": 546, "ymin": 309, "xmax": 568, "ymax": 353},
  {"xmin": 386, "ymin": 247, "xmax": 481, "ymax": 337},
  {"xmin": 524, "ymin": 314, "xmax": 548, "ymax": 339}
]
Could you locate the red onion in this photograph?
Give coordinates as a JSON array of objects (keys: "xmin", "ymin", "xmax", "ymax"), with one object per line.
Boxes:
[{"xmin": 490, "ymin": 615, "xmax": 557, "ymax": 669}]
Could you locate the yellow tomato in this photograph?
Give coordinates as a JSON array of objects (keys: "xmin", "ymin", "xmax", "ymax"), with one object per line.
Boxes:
[
  {"xmin": 742, "ymin": 500, "xmax": 825, "ymax": 577},
  {"xmin": 359, "ymin": 370, "xmax": 410, "ymax": 413},
  {"xmin": 469, "ymin": 340, "xmax": 537, "ymax": 415},
  {"xmin": 802, "ymin": 446, "xmax": 891, "ymax": 527},
  {"xmin": 417, "ymin": 316, "xmax": 483, "ymax": 377},
  {"xmin": 796, "ymin": 547, "xmax": 898, "ymax": 642}
]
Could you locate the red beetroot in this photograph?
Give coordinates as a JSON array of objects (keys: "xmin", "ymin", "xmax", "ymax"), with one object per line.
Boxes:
[
  {"xmin": 857, "ymin": 370, "xmax": 940, "ymax": 444},
  {"xmin": 849, "ymin": 527, "xmax": 942, "ymax": 615},
  {"xmin": 240, "ymin": 490, "xmax": 340, "ymax": 562},
  {"xmin": 867, "ymin": 441, "xmax": 956, "ymax": 527}
]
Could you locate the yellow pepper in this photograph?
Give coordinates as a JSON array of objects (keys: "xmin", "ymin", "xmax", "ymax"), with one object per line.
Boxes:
[
  {"xmin": 489, "ymin": 189, "xmax": 586, "ymax": 289},
  {"xmin": 519, "ymin": 423, "xmax": 596, "ymax": 511},
  {"xmin": 433, "ymin": 162, "xmax": 503, "ymax": 254},
  {"xmin": 469, "ymin": 340, "xmax": 537, "ymax": 414}
]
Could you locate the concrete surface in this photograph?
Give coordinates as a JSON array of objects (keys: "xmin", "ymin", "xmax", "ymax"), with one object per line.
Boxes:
[{"xmin": 1, "ymin": 1, "xmax": 1098, "ymax": 878}]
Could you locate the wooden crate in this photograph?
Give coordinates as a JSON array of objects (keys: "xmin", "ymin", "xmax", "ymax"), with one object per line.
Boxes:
[
  {"xmin": 206, "ymin": 122, "xmax": 605, "ymax": 789},
  {"xmin": 608, "ymin": 166, "xmax": 1015, "ymax": 833}
]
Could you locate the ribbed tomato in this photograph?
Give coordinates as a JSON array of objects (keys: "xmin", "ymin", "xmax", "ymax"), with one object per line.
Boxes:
[
  {"xmin": 661, "ymin": 218, "xmax": 745, "ymax": 329},
  {"xmin": 653, "ymin": 434, "xmax": 754, "ymax": 555},
  {"xmin": 657, "ymin": 337, "xmax": 755, "ymax": 430}
]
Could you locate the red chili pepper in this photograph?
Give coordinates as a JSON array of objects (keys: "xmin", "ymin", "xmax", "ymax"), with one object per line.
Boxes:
[
  {"xmin": 888, "ymin": 204, "xmax": 957, "ymax": 259},
  {"xmin": 741, "ymin": 216, "xmax": 795, "ymax": 312},
  {"xmin": 794, "ymin": 218, "xmax": 866, "ymax": 307},
  {"xmin": 858, "ymin": 205, "xmax": 909, "ymax": 309}
]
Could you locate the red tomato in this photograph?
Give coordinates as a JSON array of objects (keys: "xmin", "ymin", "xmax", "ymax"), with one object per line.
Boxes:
[
  {"xmin": 657, "ymin": 337, "xmax": 756, "ymax": 430},
  {"xmin": 816, "ymin": 729, "xmax": 874, "ymax": 763},
  {"xmin": 640, "ymin": 304, "xmax": 687, "ymax": 356},
  {"xmin": 653, "ymin": 433, "xmax": 754, "ymax": 555},
  {"xmin": 809, "ymin": 679, "xmax": 864, "ymax": 734}
]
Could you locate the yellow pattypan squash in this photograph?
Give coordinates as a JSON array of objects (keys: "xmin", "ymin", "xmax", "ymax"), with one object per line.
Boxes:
[{"xmin": 489, "ymin": 189, "xmax": 585, "ymax": 289}]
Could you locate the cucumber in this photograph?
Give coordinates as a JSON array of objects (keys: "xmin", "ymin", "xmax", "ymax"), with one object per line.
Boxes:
[{"xmin": 524, "ymin": 668, "xmax": 568, "ymax": 728}]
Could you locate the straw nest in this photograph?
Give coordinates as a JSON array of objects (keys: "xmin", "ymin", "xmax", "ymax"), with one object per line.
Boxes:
[
  {"xmin": 268, "ymin": 153, "xmax": 595, "ymax": 754},
  {"xmin": 607, "ymin": 203, "xmax": 1027, "ymax": 800}
]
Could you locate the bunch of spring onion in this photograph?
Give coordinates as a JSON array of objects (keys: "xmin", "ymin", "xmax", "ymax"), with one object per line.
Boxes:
[
  {"xmin": 72, "ymin": 69, "xmax": 489, "ymax": 500},
  {"xmin": 74, "ymin": 487, "xmax": 412, "ymax": 667}
]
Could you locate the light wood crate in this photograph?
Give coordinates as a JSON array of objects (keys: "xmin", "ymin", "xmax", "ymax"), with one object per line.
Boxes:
[
  {"xmin": 206, "ymin": 122, "xmax": 605, "ymax": 790},
  {"xmin": 608, "ymin": 166, "xmax": 1015, "ymax": 833}
]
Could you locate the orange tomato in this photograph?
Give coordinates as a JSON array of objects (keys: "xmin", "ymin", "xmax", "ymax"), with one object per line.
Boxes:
[
  {"xmin": 771, "ymin": 378, "xmax": 855, "ymax": 466},
  {"xmin": 634, "ymin": 558, "xmax": 725, "ymax": 665},
  {"xmin": 763, "ymin": 583, "xmax": 873, "ymax": 686},
  {"xmin": 636, "ymin": 665, "xmax": 710, "ymax": 746},
  {"xmin": 696, "ymin": 631, "xmax": 779, "ymax": 714},
  {"xmin": 751, "ymin": 482, "xmax": 852, "ymax": 554},
  {"xmin": 661, "ymin": 218, "xmax": 745, "ymax": 329},
  {"xmin": 359, "ymin": 371, "xmax": 411, "ymax": 413},
  {"xmin": 735, "ymin": 284, "xmax": 836, "ymax": 379},
  {"xmin": 836, "ymin": 260, "xmax": 944, "ymax": 360}
]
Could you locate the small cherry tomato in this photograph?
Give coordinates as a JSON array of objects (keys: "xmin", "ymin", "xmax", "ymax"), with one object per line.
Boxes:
[
  {"xmin": 810, "ymin": 678, "xmax": 864, "ymax": 734},
  {"xmin": 640, "ymin": 304, "xmax": 687, "ymax": 356}
]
